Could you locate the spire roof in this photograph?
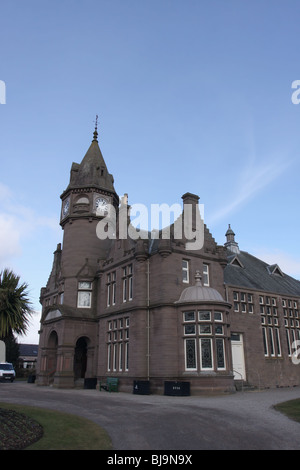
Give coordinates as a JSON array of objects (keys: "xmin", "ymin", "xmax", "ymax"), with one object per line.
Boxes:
[
  {"xmin": 66, "ymin": 117, "xmax": 115, "ymax": 193},
  {"xmin": 225, "ymin": 224, "xmax": 240, "ymax": 254}
]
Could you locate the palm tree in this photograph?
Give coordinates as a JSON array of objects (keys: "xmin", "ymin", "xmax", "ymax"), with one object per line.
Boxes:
[{"xmin": 0, "ymin": 269, "xmax": 32, "ymax": 341}]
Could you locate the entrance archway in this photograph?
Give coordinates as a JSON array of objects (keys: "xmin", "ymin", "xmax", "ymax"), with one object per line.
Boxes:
[{"xmin": 74, "ymin": 337, "xmax": 88, "ymax": 379}]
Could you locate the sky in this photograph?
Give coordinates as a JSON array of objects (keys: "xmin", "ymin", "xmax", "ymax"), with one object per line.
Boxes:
[{"xmin": 1, "ymin": 0, "xmax": 300, "ymax": 344}]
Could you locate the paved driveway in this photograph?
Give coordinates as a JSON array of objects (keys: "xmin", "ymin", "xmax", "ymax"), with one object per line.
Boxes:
[{"xmin": 0, "ymin": 381, "xmax": 300, "ymax": 450}]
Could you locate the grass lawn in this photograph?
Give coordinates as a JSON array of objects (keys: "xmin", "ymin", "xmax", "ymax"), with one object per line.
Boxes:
[
  {"xmin": 274, "ymin": 398, "xmax": 300, "ymax": 423},
  {"xmin": 0, "ymin": 402, "xmax": 113, "ymax": 450}
]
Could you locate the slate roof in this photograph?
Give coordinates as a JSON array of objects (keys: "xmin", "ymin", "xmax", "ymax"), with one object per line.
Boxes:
[
  {"xmin": 224, "ymin": 250, "xmax": 300, "ymax": 297},
  {"xmin": 64, "ymin": 130, "xmax": 116, "ymax": 194},
  {"xmin": 18, "ymin": 344, "xmax": 38, "ymax": 357},
  {"xmin": 176, "ymin": 270, "xmax": 227, "ymax": 304}
]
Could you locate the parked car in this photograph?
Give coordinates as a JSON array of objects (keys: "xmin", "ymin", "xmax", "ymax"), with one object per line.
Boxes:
[{"xmin": 0, "ymin": 362, "xmax": 16, "ymax": 382}]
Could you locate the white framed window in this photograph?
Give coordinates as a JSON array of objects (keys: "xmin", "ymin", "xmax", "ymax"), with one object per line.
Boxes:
[
  {"xmin": 107, "ymin": 344, "xmax": 111, "ymax": 371},
  {"xmin": 203, "ymin": 264, "xmax": 209, "ymax": 286},
  {"xmin": 122, "ymin": 264, "xmax": 133, "ymax": 302},
  {"xmin": 200, "ymin": 338, "xmax": 213, "ymax": 370},
  {"xmin": 119, "ymin": 343, "xmax": 123, "ymax": 371},
  {"xmin": 184, "ymin": 324, "xmax": 196, "ymax": 335},
  {"xmin": 77, "ymin": 281, "xmax": 92, "ymax": 308},
  {"xmin": 275, "ymin": 328, "xmax": 281, "ymax": 356},
  {"xmin": 183, "ymin": 309, "xmax": 227, "ymax": 372},
  {"xmin": 262, "ymin": 327, "xmax": 268, "ymax": 356},
  {"xmin": 214, "ymin": 311, "xmax": 223, "ymax": 322},
  {"xmin": 216, "ymin": 338, "xmax": 226, "ymax": 369},
  {"xmin": 198, "ymin": 310, "xmax": 211, "ymax": 321},
  {"xmin": 199, "ymin": 324, "xmax": 211, "ymax": 335},
  {"xmin": 113, "ymin": 343, "xmax": 117, "ymax": 371},
  {"xmin": 215, "ymin": 325, "xmax": 223, "ymax": 335},
  {"xmin": 268, "ymin": 328, "xmax": 275, "ymax": 356},
  {"xmin": 185, "ymin": 338, "xmax": 197, "ymax": 370},
  {"xmin": 107, "ymin": 272, "xmax": 116, "ymax": 306},
  {"xmin": 184, "ymin": 311, "xmax": 195, "ymax": 322},
  {"xmin": 182, "ymin": 260, "xmax": 189, "ymax": 283},
  {"xmin": 107, "ymin": 316, "xmax": 130, "ymax": 372},
  {"xmin": 125, "ymin": 342, "xmax": 129, "ymax": 371}
]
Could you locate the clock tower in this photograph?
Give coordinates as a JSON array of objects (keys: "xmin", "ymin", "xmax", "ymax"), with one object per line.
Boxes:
[
  {"xmin": 38, "ymin": 119, "xmax": 120, "ymax": 387},
  {"xmin": 59, "ymin": 119, "xmax": 120, "ymax": 307}
]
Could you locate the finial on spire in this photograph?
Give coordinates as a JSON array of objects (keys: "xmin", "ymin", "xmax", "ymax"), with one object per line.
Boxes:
[{"xmin": 93, "ymin": 114, "xmax": 99, "ymax": 142}]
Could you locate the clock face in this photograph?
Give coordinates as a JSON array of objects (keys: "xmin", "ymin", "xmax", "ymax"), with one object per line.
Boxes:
[
  {"xmin": 62, "ymin": 198, "xmax": 70, "ymax": 217},
  {"xmin": 95, "ymin": 197, "xmax": 109, "ymax": 215}
]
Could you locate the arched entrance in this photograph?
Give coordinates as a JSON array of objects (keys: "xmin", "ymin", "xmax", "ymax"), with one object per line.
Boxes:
[{"xmin": 74, "ymin": 337, "xmax": 88, "ymax": 379}]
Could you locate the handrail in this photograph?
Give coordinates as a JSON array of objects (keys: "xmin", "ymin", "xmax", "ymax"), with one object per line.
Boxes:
[{"xmin": 233, "ymin": 369, "xmax": 244, "ymax": 392}]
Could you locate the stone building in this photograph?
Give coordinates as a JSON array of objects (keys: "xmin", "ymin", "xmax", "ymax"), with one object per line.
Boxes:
[{"xmin": 36, "ymin": 124, "xmax": 300, "ymax": 394}]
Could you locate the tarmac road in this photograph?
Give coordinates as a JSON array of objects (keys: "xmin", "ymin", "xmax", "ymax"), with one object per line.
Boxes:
[{"xmin": 0, "ymin": 381, "xmax": 300, "ymax": 450}]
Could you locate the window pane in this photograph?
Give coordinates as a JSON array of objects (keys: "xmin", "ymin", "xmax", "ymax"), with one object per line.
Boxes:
[
  {"xmin": 200, "ymin": 338, "xmax": 213, "ymax": 369},
  {"xmin": 199, "ymin": 324, "xmax": 211, "ymax": 334},
  {"xmin": 184, "ymin": 311, "xmax": 195, "ymax": 322},
  {"xmin": 78, "ymin": 291, "xmax": 91, "ymax": 307},
  {"xmin": 216, "ymin": 338, "xmax": 225, "ymax": 369},
  {"xmin": 215, "ymin": 325, "xmax": 223, "ymax": 335},
  {"xmin": 78, "ymin": 281, "xmax": 92, "ymax": 290},
  {"xmin": 262, "ymin": 328, "xmax": 268, "ymax": 356},
  {"xmin": 182, "ymin": 260, "xmax": 189, "ymax": 283},
  {"xmin": 185, "ymin": 339, "xmax": 196, "ymax": 369},
  {"xmin": 275, "ymin": 328, "xmax": 281, "ymax": 356},
  {"xmin": 199, "ymin": 311, "xmax": 211, "ymax": 321},
  {"xmin": 203, "ymin": 264, "xmax": 209, "ymax": 286},
  {"xmin": 214, "ymin": 312, "xmax": 222, "ymax": 322},
  {"xmin": 184, "ymin": 324, "xmax": 196, "ymax": 335},
  {"xmin": 125, "ymin": 343, "xmax": 129, "ymax": 370}
]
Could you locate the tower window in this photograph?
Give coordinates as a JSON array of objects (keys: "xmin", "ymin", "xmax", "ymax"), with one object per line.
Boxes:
[{"xmin": 77, "ymin": 281, "xmax": 92, "ymax": 308}]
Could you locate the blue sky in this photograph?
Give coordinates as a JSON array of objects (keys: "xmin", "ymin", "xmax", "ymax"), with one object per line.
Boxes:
[{"xmin": 1, "ymin": 0, "xmax": 300, "ymax": 343}]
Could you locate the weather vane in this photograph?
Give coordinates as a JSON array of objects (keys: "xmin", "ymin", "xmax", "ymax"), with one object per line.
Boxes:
[{"xmin": 93, "ymin": 114, "xmax": 99, "ymax": 141}]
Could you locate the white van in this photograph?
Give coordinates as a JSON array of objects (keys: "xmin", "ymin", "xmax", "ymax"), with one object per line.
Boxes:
[{"xmin": 0, "ymin": 363, "xmax": 16, "ymax": 382}]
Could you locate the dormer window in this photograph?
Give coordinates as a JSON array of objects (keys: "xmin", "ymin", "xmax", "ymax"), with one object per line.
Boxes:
[{"xmin": 267, "ymin": 264, "xmax": 284, "ymax": 277}]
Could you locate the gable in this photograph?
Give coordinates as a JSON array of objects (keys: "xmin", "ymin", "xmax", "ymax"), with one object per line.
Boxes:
[
  {"xmin": 267, "ymin": 264, "xmax": 284, "ymax": 277},
  {"xmin": 229, "ymin": 255, "xmax": 244, "ymax": 268}
]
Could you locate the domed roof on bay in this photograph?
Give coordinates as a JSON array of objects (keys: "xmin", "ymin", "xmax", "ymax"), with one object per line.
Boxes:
[{"xmin": 176, "ymin": 271, "xmax": 225, "ymax": 304}]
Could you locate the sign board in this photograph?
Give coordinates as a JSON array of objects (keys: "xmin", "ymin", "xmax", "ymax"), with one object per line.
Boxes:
[{"xmin": 0, "ymin": 340, "xmax": 5, "ymax": 362}]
